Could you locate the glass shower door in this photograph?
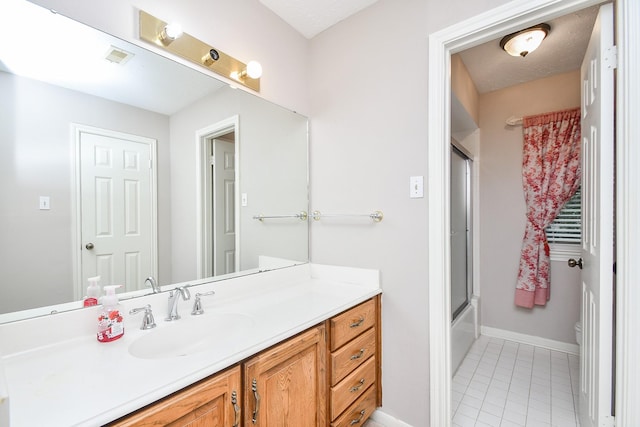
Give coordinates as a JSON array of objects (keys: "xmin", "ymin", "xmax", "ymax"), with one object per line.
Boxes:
[{"xmin": 451, "ymin": 145, "xmax": 472, "ymax": 321}]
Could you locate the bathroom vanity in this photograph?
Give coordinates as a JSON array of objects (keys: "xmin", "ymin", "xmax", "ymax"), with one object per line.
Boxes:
[{"xmin": 0, "ymin": 264, "xmax": 381, "ymax": 426}]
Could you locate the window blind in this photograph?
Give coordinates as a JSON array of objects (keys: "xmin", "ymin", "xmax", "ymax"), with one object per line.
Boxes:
[{"xmin": 546, "ymin": 187, "xmax": 582, "ymax": 244}]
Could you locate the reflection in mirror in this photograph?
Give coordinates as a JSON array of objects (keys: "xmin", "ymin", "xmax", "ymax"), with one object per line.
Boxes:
[{"xmin": 0, "ymin": 0, "xmax": 309, "ymax": 322}]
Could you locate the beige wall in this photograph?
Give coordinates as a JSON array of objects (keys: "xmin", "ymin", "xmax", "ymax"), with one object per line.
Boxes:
[
  {"xmin": 452, "ymin": 54, "xmax": 480, "ymax": 125},
  {"xmin": 478, "ymin": 70, "xmax": 582, "ymax": 343}
]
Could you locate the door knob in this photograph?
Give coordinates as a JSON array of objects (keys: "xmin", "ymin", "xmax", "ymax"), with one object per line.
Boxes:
[
  {"xmin": 85, "ymin": 243, "xmax": 94, "ymax": 250},
  {"xmin": 568, "ymin": 258, "xmax": 583, "ymax": 269}
]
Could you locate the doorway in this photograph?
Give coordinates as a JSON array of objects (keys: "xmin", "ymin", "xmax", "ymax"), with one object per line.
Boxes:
[
  {"xmin": 196, "ymin": 116, "xmax": 240, "ymax": 279},
  {"xmin": 426, "ymin": 0, "xmax": 639, "ymax": 425}
]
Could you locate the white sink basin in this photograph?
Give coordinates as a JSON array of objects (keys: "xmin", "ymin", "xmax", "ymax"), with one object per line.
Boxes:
[{"xmin": 128, "ymin": 312, "xmax": 255, "ymax": 359}]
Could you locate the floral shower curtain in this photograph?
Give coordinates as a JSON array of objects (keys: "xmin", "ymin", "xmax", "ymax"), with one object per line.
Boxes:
[{"xmin": 514, "ymin": 108, "xmax": 581, "ymax": 309}]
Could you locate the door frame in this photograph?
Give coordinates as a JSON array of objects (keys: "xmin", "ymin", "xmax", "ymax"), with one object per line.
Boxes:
[
  {"xmin": 195, "ymin": 115, "xmax": 240, "ymax": 279},
  {"xmin": 427, "ymin": 0, "xmax": 640, "ymax": 425},
  {"xmin": 71, "ymin": 123, "xmax": 158, "ymax": 300}
]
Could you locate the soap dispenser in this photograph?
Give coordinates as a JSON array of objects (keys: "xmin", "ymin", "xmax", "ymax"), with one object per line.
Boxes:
[
  {"xmin": 83, "ymin": 276, "xmax": 101, "ymax": 307},
  {"xmin": 97, "ymin": 285, "xmax": 125, "ymax": 343}
]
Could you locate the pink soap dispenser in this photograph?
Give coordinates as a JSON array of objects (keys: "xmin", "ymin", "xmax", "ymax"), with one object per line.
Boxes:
[
  {"xmin": 97, "ymin": 285, "xmax": 125, "ymax": 343},
  {"xmin": 83, "ymin": 276, "xmax": 101, "ymax": 307}
]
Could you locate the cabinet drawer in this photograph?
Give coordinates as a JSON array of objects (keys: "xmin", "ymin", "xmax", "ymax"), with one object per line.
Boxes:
[
  {"xmin": 330, "ymin": 299, "xmax": 376, "ymax": 351},
  {"xmin": 331, "ymin": 327, "xmax": 375, "ymax": 385},
  {"xmin": 331, "ymin": 356, "xmax": 376, "ymax": 420},
  {"xmin": 330, "ymin": 384, "xmax": 376, "ymax": 427}
]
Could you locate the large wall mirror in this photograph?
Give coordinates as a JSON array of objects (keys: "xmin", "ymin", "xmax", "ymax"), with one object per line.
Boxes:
[{"xmin": 0, "ymin": 0, "xmax": 309, "ymax": 322}]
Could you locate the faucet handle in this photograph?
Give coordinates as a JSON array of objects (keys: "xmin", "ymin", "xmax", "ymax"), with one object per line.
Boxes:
[
  {"xmin": 129, "ymin": 304, "xmax": 157, "ymax": 330},
  {"xmin": 191, "ymin": 291, "xmax": 216, "ymax": 315}
]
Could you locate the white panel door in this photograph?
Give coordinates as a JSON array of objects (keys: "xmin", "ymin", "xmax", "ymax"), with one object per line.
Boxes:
[
  {"xmin": 79, "ymin": 129, "xmax": 155, "ymax": 292},
  {"xmin": 579, "ymin": 3, "xmax": 615, "ymax": 427},
  {"xmin": 213, "ymin": 139, "xmax": 236, "ymax": 275}
]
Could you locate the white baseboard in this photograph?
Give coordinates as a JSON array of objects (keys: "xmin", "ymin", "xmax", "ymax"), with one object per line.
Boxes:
[
  {"xmin": 370, "ymin": 409, "xmax": 414, "ymax": 427},
  {"xmin": 480, "ymin": 326, "xmax": 579, "ymax": 356}
]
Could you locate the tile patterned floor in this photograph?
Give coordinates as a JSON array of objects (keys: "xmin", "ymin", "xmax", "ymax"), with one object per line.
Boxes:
[{"xmin": 452, "ymin": 336, "xmax": 580, "ymax": 427}]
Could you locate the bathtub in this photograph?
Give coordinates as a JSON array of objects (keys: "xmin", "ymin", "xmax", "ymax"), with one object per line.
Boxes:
[{"xmin": 451, "ymin": 295, "xmax": 479, "ymax": 374}]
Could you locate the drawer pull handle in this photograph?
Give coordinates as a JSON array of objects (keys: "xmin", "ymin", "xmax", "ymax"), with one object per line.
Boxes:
[
  {"xmin": 350, "ymin": 409, "xmax": 366, "ymax": 425},
  {"xmin": 350, "ymin": 316, "xmax": 365, "ymax": 328},
  {"xmin": 350, "ymin": 348, "xmax": 365, "ymax": 360},
  {"xmin": 252, "ymin": 379, "xmax": 260, "ymax": 424},
  {"xmin": 231, "ymin": 390, "xmax": 240, "ymax": 427},
  {"xmin": 350, "ymin": 378, "xmax": 366, "ymax": 393}
]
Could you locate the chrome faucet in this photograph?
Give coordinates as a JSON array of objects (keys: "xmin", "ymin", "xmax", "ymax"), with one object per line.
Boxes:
[
  {"xmin": 130, "ymin": 304, "xmax": 157, "ymax": 330},
  {"xmin": 145, "ymin": 276, "xmax": 161, "ymax": 293},
  {"xmin": 165, "ymin": 286, "xmax": 191, "ymax": 321}
]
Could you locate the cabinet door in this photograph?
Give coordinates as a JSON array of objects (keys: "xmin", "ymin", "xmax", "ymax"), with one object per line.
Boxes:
[
  {"xmin": 108, "ymin": 366, "xmax": 242, "ymax": 427},
  {"xmin": 244, "ymin": 325, "xmax": 327, "ymax": 427}
]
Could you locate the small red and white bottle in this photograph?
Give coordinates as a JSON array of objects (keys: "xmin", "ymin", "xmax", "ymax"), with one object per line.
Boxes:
[
  {"xmin": 97, "ymin": 285, "xmax": 125, "ymax": 343},
  {"xmin": 83, "ymin": 276, "xmax": 101, "ymax": 307}
]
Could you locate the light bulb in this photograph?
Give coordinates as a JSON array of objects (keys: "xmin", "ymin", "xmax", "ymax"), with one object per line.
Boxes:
[
  {"xmin": 159, "ymin": 23, "xmax": 183, "ymax": 45},
  {"xmin": 246, "ymin": 61, "xmax": 262, "ymax": 79},
  {"xmin": 163, "ymin": 23, "xmax": 183, "ymax": 40}
]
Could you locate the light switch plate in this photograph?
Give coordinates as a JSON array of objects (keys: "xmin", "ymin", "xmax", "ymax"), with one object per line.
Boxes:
[
  {"xmin": 241, "ymin": 193, "xmax": 248, "ymax": 207},
  {"xmin": 410, "ymin": 176, "xmax": 424, "ymax": 198},
  {"xmin": 39, "ymin": 196, "xmax": 50, "ymax": 210}
]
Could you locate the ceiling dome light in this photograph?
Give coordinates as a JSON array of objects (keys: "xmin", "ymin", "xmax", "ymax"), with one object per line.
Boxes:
[{"xmin": 500, "ymin": 24, "xmax": 550, "ymax": 58}]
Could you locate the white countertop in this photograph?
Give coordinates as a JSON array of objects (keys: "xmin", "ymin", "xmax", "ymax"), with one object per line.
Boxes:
[{"xmin": 0, "ymin": 263, "xmax": 380, "ymax": 427}]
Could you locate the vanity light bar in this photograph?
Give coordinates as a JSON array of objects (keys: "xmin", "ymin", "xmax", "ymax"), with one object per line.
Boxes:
[{"xmin": 138, "ymin": 10, "xmax": 260, "ymax": 92}]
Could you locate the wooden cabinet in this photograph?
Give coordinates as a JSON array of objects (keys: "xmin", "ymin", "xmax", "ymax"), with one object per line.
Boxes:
[
  {"xmin": 327, "ymin": 297, "xmax": 381, "ymax": 426},
  {"xmin": 106, "ymin": 296, "xmax": 381, "ymax": 427},
  {"xmin": 243, "ymin": 325, "xmax": 327, "ymax": 426},
  {"xmin": 107, "ymin": 365, "xmax": 241, "ymax": 427}
]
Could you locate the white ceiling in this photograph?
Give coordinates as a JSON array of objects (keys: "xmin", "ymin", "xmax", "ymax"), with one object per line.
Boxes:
[
  {"xmin": 259, "ymin": 0, "xmax": 379, "ymax": 39},
  {"xmin": 458, "ymin": 6, "xmax": 599, "ymax": 94}
]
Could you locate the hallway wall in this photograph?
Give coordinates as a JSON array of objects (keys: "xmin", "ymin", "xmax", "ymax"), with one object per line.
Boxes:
[
  {"xmin": 478, "ymin": 70, "xmax": 582, "ymax": 344},
  {"xmin": 308, "ymin": 0, "xmax": 512, "ymax": 424}
]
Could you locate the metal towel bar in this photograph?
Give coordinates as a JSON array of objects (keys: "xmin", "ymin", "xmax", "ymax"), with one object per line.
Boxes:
[
  {"xmin": 252, "ymin": 211, "xmax": 308, "ymax": 221},
  {"xmin": 311, "ymin": 210, "xmax": 383, "ymax": 222}
]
